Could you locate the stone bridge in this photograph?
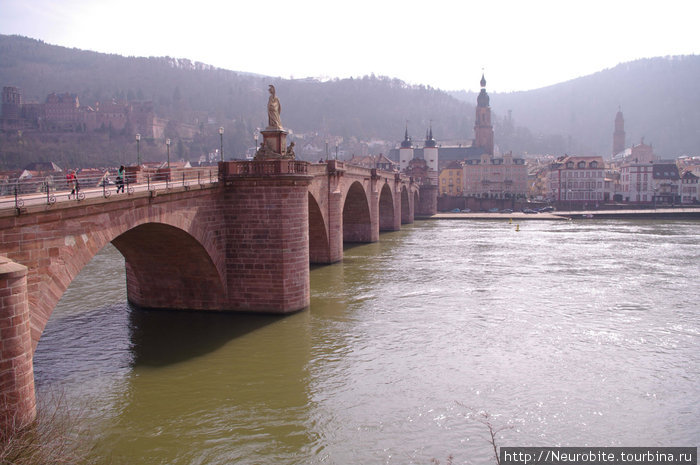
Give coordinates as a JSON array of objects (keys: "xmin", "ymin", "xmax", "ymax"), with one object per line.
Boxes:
[{"xmin": 0, "ymin": 159, "xmax": 436, "ymax": 426}]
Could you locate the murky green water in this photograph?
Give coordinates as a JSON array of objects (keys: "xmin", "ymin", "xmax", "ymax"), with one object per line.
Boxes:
[{"xmin": 33, "ymin": 219, "xmax": 700, "ymax": 464}]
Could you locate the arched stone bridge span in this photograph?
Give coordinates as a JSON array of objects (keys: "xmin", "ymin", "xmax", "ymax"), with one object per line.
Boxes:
[{"xmin": 0, "ymin": 159, "xmax": 434, "ymax": 426}]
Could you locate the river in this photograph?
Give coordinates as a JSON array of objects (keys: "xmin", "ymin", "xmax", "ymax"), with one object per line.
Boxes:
[{"xmin": 33, "ymin": 219, "xmax": 700, "ymax": 464}]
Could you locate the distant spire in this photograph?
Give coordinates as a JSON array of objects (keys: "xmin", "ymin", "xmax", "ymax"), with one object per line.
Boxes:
[
  {"xmin": 424, "ymin": 120, "xmax": 437, "ymax": 148},
  {"xmin": 401, "ymin": 121, "xmax": 413, "ymax": 149},
  {"xmin": 477, "ymin": 71, "xmax": 490, "ymax": 108}
]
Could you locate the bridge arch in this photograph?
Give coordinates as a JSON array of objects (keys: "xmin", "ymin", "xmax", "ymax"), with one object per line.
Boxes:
[
  {"xmin": 28, "ymin": 204, "xmax": 227, "ymax": 349},
  {"xmin": 308, "ymin": 192, "xmax": 330, "ymax": 263},
  {"xmin": 342, "ymin": 181, "xmax": 372, "ymax": 243},
  {"xmin": 111, "ymin": 222, "xmax": 227, "ymax": 311},
  {"xmin": 379, "ymin": 182, "xmax": 396, "ymax": 231}
]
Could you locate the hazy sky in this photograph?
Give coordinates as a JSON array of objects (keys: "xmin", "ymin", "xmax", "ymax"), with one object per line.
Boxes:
[{"xmin": 1, "ymin": 0, "xmax": 696, "ymax": 92}]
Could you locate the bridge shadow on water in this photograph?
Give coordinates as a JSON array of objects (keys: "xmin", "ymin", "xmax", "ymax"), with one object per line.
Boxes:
[{"xmin": 127, "ymin": 305, "xmax": 289, "ymax": 368}]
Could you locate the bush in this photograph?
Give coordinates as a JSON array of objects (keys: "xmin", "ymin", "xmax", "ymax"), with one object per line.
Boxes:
[{"xmin": 0, "ymin": 392, "xmax": 110, "ymax": 465}]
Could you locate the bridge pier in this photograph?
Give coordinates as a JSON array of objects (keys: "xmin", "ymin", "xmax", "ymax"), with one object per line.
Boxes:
[
  {"xmin": 0, "ymin": 258, "xmax": 36, "ymax": 431},
  {"xmin": 222, "ymin": 161, "xmax": 313, "ymax": 312},
  {"xmin": 326, "ymin": 189, "xmax": 344, "ymax": 263},
  {"xmin": 416, "ymin": 184, "xmax": 438, "ymax": 216}
]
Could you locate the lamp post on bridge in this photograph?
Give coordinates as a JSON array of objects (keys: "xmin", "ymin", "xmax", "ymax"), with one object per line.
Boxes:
[
  {"xmin": 219, "ymin": 127, "xmax": 224, "ymax": 162},
  {"xmin": 254, "ymin": 131, "xmax": 259, "ymax": 159},
  {"xmin": 135, "ymin": 133, "xmax": 141, "ymax": 166},
  {"xmin": 335, "ymin": 141, "xmax": 338, "ymax": 160},
  {"xmin": 166, "ymin": 138, "xmax": 171, "ymax": 169}
]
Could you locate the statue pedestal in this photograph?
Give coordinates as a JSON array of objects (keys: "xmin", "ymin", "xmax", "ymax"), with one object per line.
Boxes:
[{"xmin": 256, "ymin": 128, "xmax": 289, "ymax": 160}]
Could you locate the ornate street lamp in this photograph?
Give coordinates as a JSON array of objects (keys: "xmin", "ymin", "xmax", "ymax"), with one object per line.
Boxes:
[
  {"xmin": 135, "ymin": 133, "xmax": 141, "ymax": 166},
  {"xmin": 335, "ymin": 142, "xmax": 339, "ymax": 160},
  {"xmin": 219, "ymin": 127, "xmax": 224, "ymax": 162}
]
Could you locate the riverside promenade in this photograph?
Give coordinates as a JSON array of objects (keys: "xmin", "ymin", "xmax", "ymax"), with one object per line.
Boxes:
[{"xmin": 427, "ymin": 207, "xmax": 700, "ymax": 221}]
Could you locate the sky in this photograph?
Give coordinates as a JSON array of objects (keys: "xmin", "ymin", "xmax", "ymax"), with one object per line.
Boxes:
[{"xmin": 0, "ymin": 0, "xmax": 697, "ymax": 93}]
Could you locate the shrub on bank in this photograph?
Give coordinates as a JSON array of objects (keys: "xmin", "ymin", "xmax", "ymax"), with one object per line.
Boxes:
[{"xmin": 0, "ymin": 393, "xmax": 113, "ymax": 465}]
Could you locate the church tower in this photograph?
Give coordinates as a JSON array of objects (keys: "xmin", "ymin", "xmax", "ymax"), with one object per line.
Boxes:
[
  {"xmin": 474, "ymin": 74, "xmax": 494, "ymax": 155},
  {"xmin": 423, "ymin": 123, "xmax": 439, "ymax": 184},
  {"xmin": 399, "ymin": 124, "xmax": 414, "ymax": 172},
  {"xmin": 613, "ymin": 107, "xmax": 625, "ymax": 156}
]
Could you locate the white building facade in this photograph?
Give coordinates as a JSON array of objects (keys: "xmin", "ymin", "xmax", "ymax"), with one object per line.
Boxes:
[
  {"xmin": 549, "ymin": 156, "xmax": 606, "ymax": 205},
  {"xmin": 463, "ymin": 151, "xmax": 527, "ymax": 199}
]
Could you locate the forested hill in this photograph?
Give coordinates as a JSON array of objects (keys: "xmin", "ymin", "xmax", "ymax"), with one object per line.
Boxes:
[
  {"xmin": 1, "ymin": 34, "xmax": 698, "ymax": 167},
  {"xmin": 0, "ymin": 35, "xmax": 474, "ymax": 162},
  {"xmin": 450, "ymin": 56, "xmax": 700, "ymax": 158}
]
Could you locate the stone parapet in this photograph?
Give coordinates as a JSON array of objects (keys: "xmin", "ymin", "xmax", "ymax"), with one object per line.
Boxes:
[{"xmin": 220, "ymin": 160, "xmax": 309, "ymax": 178}]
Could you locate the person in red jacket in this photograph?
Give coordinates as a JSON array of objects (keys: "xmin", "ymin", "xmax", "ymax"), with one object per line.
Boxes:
[{"xmin": 66, "ymin": 170, "xmax": 77, "ymax": 199}]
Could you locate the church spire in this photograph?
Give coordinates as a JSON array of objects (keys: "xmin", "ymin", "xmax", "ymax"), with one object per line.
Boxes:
[
  {"xmin": 474, "ymin": 72, "xmax": 494, "ymax": 155},
  {"xmin": 477, "ymin": 72, "xmax": 490, "ymax": 108},
  {"xmin": 424, "ymin": 121, "xmax": 437, "ymax": 148},
  {"xmin": 401, "ymin": 122, "xmax": 413, "ymax": 149}
]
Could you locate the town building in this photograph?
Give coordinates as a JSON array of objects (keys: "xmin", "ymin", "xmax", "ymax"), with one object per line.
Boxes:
[
  {"xmin": 464, "ymin": 151, "xmax": 527, "ymax": 199},
  {"xmin": 549, "ymin": 155, "xmax": 606, "ymax": 205},
  {"xmin": 680, "ymin": 171, "xmax": 699, "ymax": 204},
  {"xmin": 438, "ymin": 161, "xmax": 463, "ymax": 196},
  {"xmin": 619, "ymin": 139, "xmax": 658, "ymax": 203},
  {"xmin": 347, "ymin": 153, "xmax": 397, "ymax": 171},
  {"xmin": 651, "ymin": 162, "xmax": 681, "ymax": 205}
]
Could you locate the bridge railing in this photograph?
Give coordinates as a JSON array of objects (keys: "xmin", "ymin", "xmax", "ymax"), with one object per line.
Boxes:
[
  {"xmin": 221, "ymin": 160, "xmax": 309, "ymax": 177},
  {"xmin": 0, "ymin": 167, "xmax": 218, "ymax": 211}
]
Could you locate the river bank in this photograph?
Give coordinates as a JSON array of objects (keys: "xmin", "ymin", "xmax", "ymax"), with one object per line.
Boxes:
[{"xmin": 424, "ymin": 207, "xmax": 700, "ymax": 221}]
